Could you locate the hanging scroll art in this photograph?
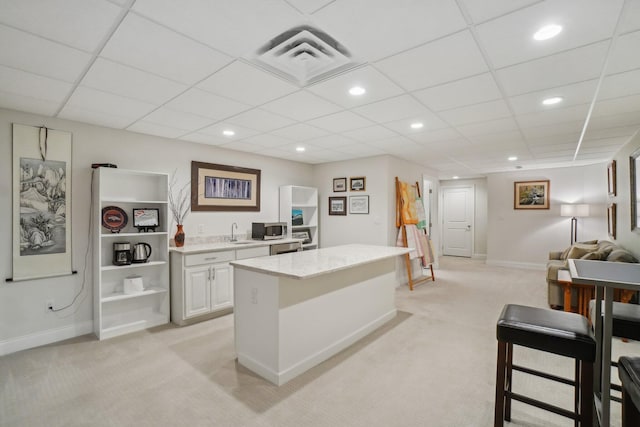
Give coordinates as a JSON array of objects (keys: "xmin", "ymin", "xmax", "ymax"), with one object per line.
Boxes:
[{"xmin": 11, "ymin": 124, "xmax": 73, "ymax": 281}]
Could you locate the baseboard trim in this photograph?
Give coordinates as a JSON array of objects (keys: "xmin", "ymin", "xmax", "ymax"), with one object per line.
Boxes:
[
  {"xmin": 0, "ymin": 321, "xmax": 93, "ymax": 356},
  {"xmin": 472, "ymin": 253, "xmax": 487, "ymax": 260},
  {"xmin": 485, "ymin": 260, "xmax": 546, "ymax": 270}
]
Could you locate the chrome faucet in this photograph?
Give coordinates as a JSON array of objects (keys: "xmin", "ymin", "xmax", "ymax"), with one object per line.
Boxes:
[{"xmin": 230, "ymin": 222, "xmax": 238, "ymax": 242}]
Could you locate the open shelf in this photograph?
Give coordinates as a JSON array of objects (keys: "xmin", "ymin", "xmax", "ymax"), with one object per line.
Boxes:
[
  {"xmin": 101, "ymin": 287, "xmax": 167, "ymax": 303},
  {"xmin": 101, "ymin": 260, "xmax": 166, "ymax": 271},
  {"xmin": 101, "ymin": 232, "xmax": 168, "ymax": 238}
]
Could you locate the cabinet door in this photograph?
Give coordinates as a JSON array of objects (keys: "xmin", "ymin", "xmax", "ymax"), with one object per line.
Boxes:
[
  {"xmin": 184, "ymin": 265, "xmax": 212, "ymax": 318},
  {"xmin": 212, "ymin": 262, "xmax": 233, "ymax": 310}
]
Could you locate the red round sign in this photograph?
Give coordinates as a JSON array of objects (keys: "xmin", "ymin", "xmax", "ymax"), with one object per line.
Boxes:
[{"xmin": 102, "ymin": 206, "xmax": 128, "ymax": 232}]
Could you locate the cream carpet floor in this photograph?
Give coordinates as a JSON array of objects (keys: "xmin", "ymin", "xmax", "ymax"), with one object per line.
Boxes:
[{"xmin": 1, "ymin": 256, "xmax": 639, "ymax": 426}]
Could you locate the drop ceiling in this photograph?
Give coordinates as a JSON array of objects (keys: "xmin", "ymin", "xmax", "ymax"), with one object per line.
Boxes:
[{"xmin": 1, "ymin": 0, "xmax": 639, "ymax": 178}]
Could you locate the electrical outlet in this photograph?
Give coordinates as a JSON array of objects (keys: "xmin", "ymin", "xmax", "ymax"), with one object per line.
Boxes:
[{"xmin": 46, "ymin": 300, "xmax": 54, "ymax": 312}]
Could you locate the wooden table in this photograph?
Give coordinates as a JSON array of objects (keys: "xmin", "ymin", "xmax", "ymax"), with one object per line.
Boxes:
[
  {"xmin": 558, "ymin": 269, "xmax": 594, "ymax": 317},
  {"xmin": 568, "ymin": 259, "xmax": 640, "ymax": 427}
]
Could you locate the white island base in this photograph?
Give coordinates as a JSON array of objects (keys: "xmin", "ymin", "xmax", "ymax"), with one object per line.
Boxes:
[{"xmin": 232, "ymin": 244, "xmax": 409, "ymax": 386}]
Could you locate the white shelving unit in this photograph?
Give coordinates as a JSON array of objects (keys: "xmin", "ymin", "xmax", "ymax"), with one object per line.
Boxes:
[
  {"xmin": 93, "ymin": 168, "xmax": 170, "ymax": 340},
  {"xmin": 279, "ymin": 185, "xmax": 318, "ymax": 250}
]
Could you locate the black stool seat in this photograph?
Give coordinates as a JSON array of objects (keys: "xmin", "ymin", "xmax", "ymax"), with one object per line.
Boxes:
[
  {"xmin": 498, "ymin": 304, "xmax": 596, "ymax": 361},
  {"xmin": 619, "ymin": 356, "xmax": 640, "ymax": 427},
  {"xmin": 589, "ymin": 300, "xmax": 640, "ymax": 341},
  {"xmin": 495, "ymin": 304, "xmax": 595, "ymax": 427}
]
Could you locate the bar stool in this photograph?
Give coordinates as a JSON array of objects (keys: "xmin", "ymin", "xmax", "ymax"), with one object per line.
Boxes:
[
  {"xmin": 495, "ymin": 304, "xmax": 596, "ymax": 426},
  {"xmin": 618, "ymin": 357, "xmax": 640, "ymax": 427}
]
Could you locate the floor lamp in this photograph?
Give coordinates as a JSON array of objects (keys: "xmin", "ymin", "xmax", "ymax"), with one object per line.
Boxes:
[{"xmin": 560, "ymin": 204, "xmax": 590, "ymax": 245}]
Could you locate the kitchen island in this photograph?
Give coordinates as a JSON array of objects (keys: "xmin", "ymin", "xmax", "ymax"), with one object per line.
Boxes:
[{"xmin": 230, "ymin": 244, "xmax": 411, "ymax": 385}]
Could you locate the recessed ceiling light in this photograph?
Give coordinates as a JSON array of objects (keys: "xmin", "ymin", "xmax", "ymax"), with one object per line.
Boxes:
[
  {"xmin": 222, "ymin": 130, "xmax": 235, "ymax": 136},
  {"xmin": 533, "ymin": 24, "xmax": 562, "ymax": 41},
  {"xmin": 410, "ymin": 122, "xmax": 424, "ymax": 129},
  {"xmin": 349, "ymin": 86, "xmax": 366, "ymax": 96},
  {"xmin": 542, "ymin": 96, "xmax": 563, "ymax": 105},
  {"xmin": 453, "ymin": 176, "xmax": 459, "ymax": 179},
  {"xmin": 508, "ymin": 156, "xmax": 518, "ymax": 161},
  {"xmin": 296, "ymin": 146, "xmax": 305, "ymax": 152}
]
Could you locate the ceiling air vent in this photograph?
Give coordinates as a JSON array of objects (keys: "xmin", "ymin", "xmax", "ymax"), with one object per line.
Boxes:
[{"xmin": 249, "ymin": 25, "xmax": 360, "ymax": 86}]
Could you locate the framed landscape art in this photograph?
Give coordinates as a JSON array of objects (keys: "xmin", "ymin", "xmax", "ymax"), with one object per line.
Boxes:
[{"xmin": 514, "ymin": 180, "xmax": 550, "ymax": 210}]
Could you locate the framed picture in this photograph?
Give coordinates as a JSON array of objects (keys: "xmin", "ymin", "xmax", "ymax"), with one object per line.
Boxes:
[
  {"xmin": 191, "ymin": 161, "xmax": 260, "ymax": 211},
  {"xmin": 349, "ymin": 195, "xmax": 369, "ymax": 214},
  {"xmin": 350, "ymin": 176, "xmax": 366, "ymax": 191},
  {"xmin": 607, "ymin": 160, "xmax": 617, "ymax": 196},
  {"xmin": 329, "ymin": 196, "xmax": 347, "ymax": 215},
  {"xmin": 333, "ymin": 177, "xmax": 347, "ymax": 192},
  {"xmin": 631, "ymin": 148, "xmax": 640, "ymax": 231},
  {"xmin": 608, "ymin": 203, "xmax": 617, "ymax": 239},
  {"xmin": 133, "ymin": 208, "xmax": 159, "ymax": 232},
  {"xmin": 514, "ymin": 180, "xmax": 550, "ymax": 210},
  {"xmin": 292, "ymin": 228, "xmax": 312, "ymax": 244}
]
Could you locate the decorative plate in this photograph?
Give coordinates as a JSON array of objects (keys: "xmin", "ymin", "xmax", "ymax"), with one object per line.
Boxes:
[{"xmin": 102, "ymin": 206, "xmax": 128, "ymax": 233}]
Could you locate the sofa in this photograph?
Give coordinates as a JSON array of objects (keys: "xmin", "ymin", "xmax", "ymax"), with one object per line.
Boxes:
[{"xmin": 546, "ymin": 240, "xmax": 639, "ymax": 308}]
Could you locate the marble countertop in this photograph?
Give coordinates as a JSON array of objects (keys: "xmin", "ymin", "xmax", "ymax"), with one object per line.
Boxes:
[
  {"xmin": 170, "ymin": 238, "xmax": 303, "ymax": 254},
  {"xmin": 230, "ymin": 244, "xmax": 411, "ymax": 279}
]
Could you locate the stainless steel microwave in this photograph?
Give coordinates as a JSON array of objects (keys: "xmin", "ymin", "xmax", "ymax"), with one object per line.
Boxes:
[{"xmin": 251, "ymin": 222, "xmax": 287, "ymax": 240}]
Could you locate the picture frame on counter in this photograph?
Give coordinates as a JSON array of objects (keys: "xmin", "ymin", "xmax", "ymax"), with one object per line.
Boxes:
[
  {"xmin": 350, "ymin": 177, "xmax": 366, "ymax": 191},
  {"xmin": 333, "ymin": 177, "xmax": 347, "ymax": 192},
  {"xmin": 349, "ymin": 195, "xmax": 369, "ymax": 214},
  {"xmin": 329, "ymin": 196, "xmax": 347, "ymax": 215},
  {"xmin": 132, "ymin": 208, "xmax": 159, "ymax": 232},
  {"xmin": 191, "ymin": 161, "xmax": 261, "ymax": 211},
  {"xmin": 292, "ymin": 228, "xmax": 312, "ymax": 244}
]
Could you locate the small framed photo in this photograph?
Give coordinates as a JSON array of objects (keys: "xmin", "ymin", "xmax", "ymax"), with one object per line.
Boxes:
[
  {"xmin": 133, "ymin": 208, "xmax": 159, "ymax": 232},
  {"xmin": 514, "ymin": 180, "xmax": 550, "ymax": 210},
  {"xmin": 350, "ymin": 177, "xmax": 366, "ymax": 191},
  {"xmin": 329, "ymin": 196, "xmax": 347, "ymax": 215},
  {"xmin": 292, "ymin": 228, "xmax": 312, "ymax": 244},
  {"xmin": 608, "ymin": 203, "xmax": 617, "ymax": 239},
  {"xmin": 607, "ymin": 160, "xmax": 616, "ymax": 196},
  {"xmin": 333, "ymin": 177, "xmax": 347, "ymax": 192},
  {"xmin": 349, "ymin": 195, "xmax": 369, "ymax": 214}
]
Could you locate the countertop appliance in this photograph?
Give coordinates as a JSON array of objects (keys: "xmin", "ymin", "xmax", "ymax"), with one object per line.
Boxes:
[
  {"xmin": 252, "ymin": 222, "xmax": 287, "ymax": 240},
  {"xmin": 113, "ymin": 242, "xmax": 132, "ymax": 266},
  {"xmin": 132, "ymin": 242, "xmax": 152, "ymax": 263},
  {"xmin": 269, "ymin": 241, "xmax": 302, "ymax": 255}
]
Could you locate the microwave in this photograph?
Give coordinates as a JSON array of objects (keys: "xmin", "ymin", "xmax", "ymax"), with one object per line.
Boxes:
[{"xmin": 252, "ymin": 222, "xmax": 287, "ymax": 240}]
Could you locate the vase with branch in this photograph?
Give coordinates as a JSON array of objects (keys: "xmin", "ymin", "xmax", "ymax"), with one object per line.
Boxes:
[{"xmin": 169, "ymin": 173, "xmax": 190, "ymax": 247}]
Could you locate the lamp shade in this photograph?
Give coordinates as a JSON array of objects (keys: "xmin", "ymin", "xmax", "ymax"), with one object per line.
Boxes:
[{"xmin": 560, "ymin": 204, "xmax": 590, "ymax": 217}]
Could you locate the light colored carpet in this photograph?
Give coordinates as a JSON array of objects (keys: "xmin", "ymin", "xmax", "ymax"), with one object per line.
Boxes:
[{"xmin": 1, "ymin": 257, "xmax": 638, "ymax": 426}]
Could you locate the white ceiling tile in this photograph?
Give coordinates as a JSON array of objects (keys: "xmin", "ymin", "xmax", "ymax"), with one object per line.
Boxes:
[
  {"xmin": 412, "ymin": 73, "xmax": 501, "ymax": 112},
  {"xmin": 526, "ymin": 133, "xmax": 580, "ymax": 146},
  {"xmin": 584, "ymin": 125, "xmax": 639, "ymax": 140},
  {"xmin": 375, "ymin": 30, "xmax": 489, "ymax": 91},
  {"xmin": 0, "ymin": 90, "xmax": 61, "ymax": 116},
  {"xmin": 165, "ymin": 88, "xmax": 251, "ymax": 121},
  {"xmin": 101, "ymin": 14, "xmax": 232, "ymax": 84},
  {"xmin": 459, "ymin": 0, "xmax": 540, "ymax": 24},
  {"xmin": 219, "ymin": 140, "xmax": 264, "ymax": 153},
  {"xmin": 307, "ymin": 111, "xmax": 374, "ymax": 133},
  {"xmin": 353, "ymin": 95, "xmax": 432, "ymax": 123},
  {"xmin": 179, "ymin": 132, "xmax": 229, "ymax": 146},
  {"xmin": 314, "ymin": 0, "xmax": 466, "ymax": 62},
  {"xmin": 306, "ymin": 135, "xmax": 357, "ymax": 149},
  {"xmin": 587, "ymin": 111, "xmax": 640, "ymax": 130},
  {"xmin": 382, "ymin": 113, "xmax": 449, "ymax": 134},
  {"xmin": 619, "ymin": 0, "xmax": 640, "ymax": 33},
  {"xmin": 0, "ymin": 25, "xmax": 91, "ymax": 82},
  {"xmin": 476, "ymin": 0, "xmax": 623, "ymax": 68},
  {"xmin": 607, "ymin": 31, "xmax": 640, "ymax": 74},
  {"xmin": 456, "ymin": 117, "xmax": 520, "ymax": 137},
  {"xmin": 81, "ymin": 58, "xmax": 188, "ymax": 104},
  {"xmin": 64, "ymin": 86, "xmax": 156, "ymax": 120},
  {"xmin": 515, "ymin": 104, "xmax": 590, "ymax": 128},
  {"xmin": 508, "ymin": 80, "xmax": 598, "ymax": 115},
  {"xmin": 407, "ymin": 127, "xmax": 461, "ymax": 144},
  {"xmin": 520, "ymin": 121, "xmax": 584, "ymax": 139},
  {"xmin": 0, "ymin": 65, "xmax": 71, "ymax": 102},
  {"xmin": 0, "ymin": 0, "xmax": 122, "ymax": 52},
  {"xmin": 592, "ymin": 94, "xmax": 640, "ymax": 117},
  {"xmin": 58, "ymin": 105, "xmax": 133, "ymax": 128},
  {"xmin": 465, "ymin": 130, "xmax": 525, "ymax": 146},
  {"xmin": 496, "ymin": 41, "xmax": 609, "ymax": 96},
  {"xmin": 600, "ymin": 69, "xmax": 640, "ymax": 100},
  {"xmin": 198, "ymin": 122, "xmax": 259, "ymax": 140},
  {"xmin": 270, "ymin": 123, "xmax": 329, "ymax": 141},
  {"xmin": 343, "ymin": 125, "xmax": 398, "ymax": 142},
  {"xmin": 127, "ymin": 120, "xmax": 186, "ymax": 139},
  {"xmin": 337, "ymin": 143, "xmax": 386, "ymax": 157},
  {"xmin": 141, "ymin": 107, "xmax": 214, "ymax": 131},
  {"xmin": 438, "ymin": 99, "xmax": 512, "ymax": 126},
  {"xmin": 198, "ymin": 61, "xmax": 299, "ymax": 106},
  {"xmin": 261, "ymin": 91, "xmax": 342, "ymax": 121},
  {"xmin": 133, "ymin": 0, "xmax": 302, "ymax": 57},
  {"xmin": 242, "ymin": 134, "xmax": 293, "ymax": 148},
  {"xmin": 306, "ymin": 65, "xmax": 404, "ymax": 108},
  {"xmin": 285, "ymin": 0, "xmax": 334, "ymax": 14},
  {"xmin": 227, "ymin": 108, "xmax": 295, "ymax": 132}
]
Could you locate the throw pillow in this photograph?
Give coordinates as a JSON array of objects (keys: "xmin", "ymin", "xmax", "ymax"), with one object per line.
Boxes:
[
  {"xmin": 581, "ymin": 251, "xmax": 602, "ymax": 260},
  {"xmin": 607, "ymin": 249, "xmax": 639, "ymax": 263},
  {"xmin": 566, "ymin": 243, "xmax": 598, "ymax": 259}
]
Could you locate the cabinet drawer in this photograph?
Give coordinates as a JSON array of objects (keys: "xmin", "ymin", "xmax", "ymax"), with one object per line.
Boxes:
[
  {"xmin": 184, "ymin": 250, "xmax": 234, "ymax": 266},
  {"xmin": 236, "ymin": 246, "xmax": 270, "ymax": 260}
]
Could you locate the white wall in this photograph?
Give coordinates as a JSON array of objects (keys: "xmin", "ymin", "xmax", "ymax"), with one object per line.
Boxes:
[
  {"xmin": 486, "ymin": 163, "xmax": 610, "ymax": 269},
  {"xmin": 439, "ymin": 178, "xmax": 488, "ymax": 258},
  {"xmin": 0, "ymin": 108, "xmax": 313, "ymax": 354}
]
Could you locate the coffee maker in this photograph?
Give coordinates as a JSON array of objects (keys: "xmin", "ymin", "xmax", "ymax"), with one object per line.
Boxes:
[{"xmin": 113, "ymin": 242, "xmax": 132, "ymax": 266}]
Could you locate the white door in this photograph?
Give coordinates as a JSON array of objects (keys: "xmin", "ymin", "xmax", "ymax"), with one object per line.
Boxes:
[
  {"xmin": 212, "ymin": 262, "xmax": 233, "ymax": 310},
  {"xmin": 184, "ymin": 265, "xmax": 212, "ymax": 318},
  {"xmin": 442, "ymin": 186, "xmax": 474, "ymax": 257}
]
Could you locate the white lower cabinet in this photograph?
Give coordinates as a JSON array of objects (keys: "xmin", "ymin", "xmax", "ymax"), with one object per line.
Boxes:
[{"xmin": 184, "ymin": 265, "xmax": 212, "ymax": 318}]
